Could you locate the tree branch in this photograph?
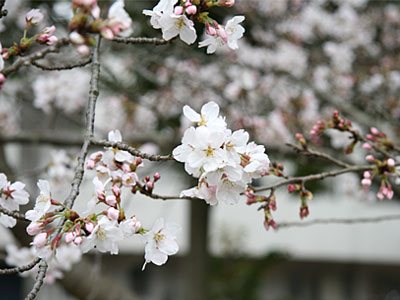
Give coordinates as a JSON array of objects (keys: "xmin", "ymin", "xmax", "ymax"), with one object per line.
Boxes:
[
  {"xmin": 64, "ymin": 36, "xmax": 101, "ymax": 209},
  {"xmin": 112, "ymin": 37, "xmax": 170, "ymax": 45},
  {"xmin": 286, "ymin": 143, "xmax": 351, "ymax": 168},
  {"xmin": 2, "ymin": 38, "xmax": 70, "ymax": 77},
  {"xmin": 90, "ymin": 138, "xmax": 174, "ymax": 162},
  {"xmin": 253, "ymin": 164, "xmax": 374, "ymax": 192},
  {"xmin": 276, "ymin": 214, "xmax": 400, "ymax": 229},
  {"xmin": 0, "ymin": 0, "xmax": 7, "ymax": 19},
  {"xmin": 31, "ymin": 57, "xmax": 92, "ymax": 71},
  {"xmin": 24, "ymin": 260, "xmax": 48, "ymax": 300},
  {"xmin": 0, "ymin": 257, "xmax": 41, "ymax": 275},
  {"xmin": 0, "ymin": 206, "xmax": 28, "ymax": 221}
]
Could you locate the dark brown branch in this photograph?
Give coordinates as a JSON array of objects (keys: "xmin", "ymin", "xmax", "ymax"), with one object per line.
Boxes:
[
  {"xmin": 112, "ymin": 37, "xmax": 170, "ymax": 45},
  {"xmin": 286, "ymin": 143, "xmax": 351, "ymax": 168},
  {"xmin": 0, "ymin": 0, "xmax": 7, "ymax": 18},
  {"xmin": 31, "ymin": 57, "xmax": 92, "ymax": 71},
  {"xmin": 2, "ymin": 38, "xmax": 70, "ymax": 76},
  {"xmin": 64, "ymin": 36, "xmax": 101, "ymax": 209},
  {"xmin": 0, "ymin": 257, "xmax": 41, "ymax": 275},
  {"xmin": 0, "ymin": 206, "xmax": 28, "ymax": 221},
  {"xmin": 90, "ymin": 139, "xmax": 174, "ymax": 161},
  {"xmin": 253, "ymin": 164, "xmax": 374, "ymax": 192},
  {"xmin": 24, "ymin": 260, "xmax": 48, "ymax": 300},
  {"xmin": 276, "ymin": 214, "xmax": 400, "ymax": 229}
]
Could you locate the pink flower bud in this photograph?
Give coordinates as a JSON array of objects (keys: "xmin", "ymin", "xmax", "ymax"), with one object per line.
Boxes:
[
  {"xmin": 216, "ymin": 28, "xmax": 227, "ymax": 42},
  {"xmin": 0, "ymin": 73, "xmax": 5, "ymax": 89},
  {"xmin": 387, "ymin": 158, "xmax": 395, "ymax": 168},
  {"xmin": 85, "ymin": 222, "xmax": 95, "ymax": 233},
  {"xmin": 136, "ymin": 157, "xmax": 142, "ymax": 165},
  {"xmin": 73, "ymin": 236, "xmax": 83, "ymax": 245},
  {"xmin": 174, "ymin": 6, "xmax": 184, "ymax": 15},
  {"xmin": 131, "ymin": 217, "xmax": 141, "ymax": 233},
  {"xmin": 46, "ymin": 36, "xmax": 58, "ymax": 45},
  {"xmin": 146, "ymin": 181, "xmax": 154, "ymax": 189},
  {"xmin": 70, "ymin": 31, "xmax": 85, "ymax": 44},
  {"xmin": 122, "ymin": 163, "xmax": 131, "ymax": 173},
  {"xmin": 25, "ymin": 9, "xmax": 44, "ymax": 25},
  {"xmin": 112, "ymin": 185, "xmax": 121, "ymax": 197},
  {"xmin": 370, "ymin": 127, "xmax": 380, "ymax": 136},
  {"xmin": 366, "ymin": 155, "xmax": 376, "ymax": 162},
  {"xmin": 186, "ymin": 5, "xmax": 197, "ymax": 14},
  {"xmin": 106, "ymin": 194, "xmax": 117, "ymax": 206},
  {"xmin": 65, "ymin": 232, "xmax": 75, "ymax": 243},
  {"xmin": 26, "ymin": 222, "xmax": 42, "ymax": 236},
  {"xmin": 361, "ymin": 178, "xmax": 371, "ymax": 187},
  {"xmin": 287, "ymin": 184, "xmax": 297, "ymax": 193},
  {"xmin": 184, "ymin": 1, "xmax": 192, "ymax": 7},
  {"xmin": 377, "ymin": 192, "xmax": 384, "ymax": 201},
  {"xmin": 365, "ymin": 134, "xmax": 375, "ymax": 141},
  {"xmin": 387, "ymin": 186, "xmax": 394, "ymax": 200},
  {"xmin": 206, "ymin": 23, "xmax": 217, "ymax": 36},
  {"xmin": 362, "ymin": 143, "xmax": 372, "ymax": 150},
  {"xmin": 87, "ymin": 159, "xmax": 95, "ymax": 169},
  {"xmin": 77, "ymin": 45, "xmax": 90, "ymax": 56},
  {"xmin": 33, "ymin": 232, "xmax": 47, "ymax": 248},
  {"xmin": 363, "ymin": 171, "xmax": 372, "ymax": 179},
  {"xmin": 107, "ymin": 207, "xmax": 119, "ymax": 220},
  {"xmin": 154, "ymin": 172, "xmax": 161, "ymax": 181}
]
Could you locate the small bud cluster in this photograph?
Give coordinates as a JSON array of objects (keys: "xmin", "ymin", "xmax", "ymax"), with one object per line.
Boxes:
[
  {"xmin": 143, "ymin": 0, "xmax": 245, "ymax": 53},
  {"xmin": 362, "ymin": 157, "xmax": 396, "ymax": 201},
  {"xmin": 0, "ymin": 9, "xmax": 58, "ymax": 88},
  {"xmin": 287, "ymin": 184, "xmax": 312, "ymax": 219},
  {"xmin": 20, "ymin": 130, "xmax": 181, "ymax": 276},
  {"xmin": 364, "ymin": 127, "xmax": 394, "ymax": 152},
  {"xmin": 70, "ymin": 0, "xmax": 133, "ymax": 55}
]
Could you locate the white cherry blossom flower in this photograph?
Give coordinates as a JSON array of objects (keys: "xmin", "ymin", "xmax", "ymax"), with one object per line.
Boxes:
[
  {"xmin": 25, "ymin": 9, "xmax": 44, "ymax": 25},
  {"xmin": 25, "ymin": 180, "xmax": 52, "ymax": 222},
  {"xmin": 106, "ymin": 0, "xmax": 133, "ymax": 37},
  {"xmin": 142, "ymin": 218, "xmax": 180, "ymax": 270},
  {"xmin": 143, "ymin": 0, "xmax": 177, "ymax": 29},
  {"xmin": 199, "ymin": 16, "xmax": 245, "ymax": 53},
  {"xmin": 103, "ymin": 130, "xmax": 133, "ymax": 164},
  {"xmin": 242, "ymin": 142, "xmax": 270, "ymax": 178},
  {"xmin": 81, "ymin": 216, "xmax": 124, "ymax": 255},
  {"xmin": 159, "ymin": 14, "xmax": 197, "ymax": 45},
  {"xmin": 183, "ymin": 101, "xmax": 226, "ymax": 128},
  {"xmin": 0, "ymin": 173, "xmax": 29, "ymax": 211}
]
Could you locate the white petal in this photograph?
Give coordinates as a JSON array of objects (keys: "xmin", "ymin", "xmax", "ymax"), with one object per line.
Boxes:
[{"xmin": 183, "ymin": 105, "xmax": 201, "ymax": 122}]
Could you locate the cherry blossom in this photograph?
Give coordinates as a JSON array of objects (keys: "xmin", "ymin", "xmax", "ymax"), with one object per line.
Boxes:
[
  {"xmin": 81, "ymin": 216, "xmax": 124, "ymax": 255},
  {"xmin": 142, "ymin": 218, "xmax": 180, "ymax": 270},
  {"xmin": 25, "ymin": 180, "xmax": 52, "ymax": 223},
  {"xmin": 25, "ymin": 8, "xmax": 44, "ymax": 25},
  {"xmin": 159, "ymin": 14, "xmax": 197, "ymax": 45},
  {"xmin": 101, "ymin": 0, "xmax": 133, "ymax": 39}
]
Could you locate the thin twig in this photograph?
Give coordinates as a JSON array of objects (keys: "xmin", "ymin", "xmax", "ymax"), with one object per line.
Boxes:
[
  {"xmin": 2, "ymin": 38, "xmax": 70, "ymax": 76},
  {"xmin": 0, "ymin": 257, "xmax": 41, "ymax": 275},
  {"xmin": 64, "ymin": 36, "xmax": 101, "ymax": 209},
  {"xmin": 286, "ymin": 143, "xmax": 351, "ymax": 168},
  {"xmin": 90, "ymin": 139, "xmax": 174, "ymax": 162},
  {"xmin": 24, "ymin": 260, "xmax": 48, "ymax": 300},
  {"xmin": 31, "ymin": 57, "xmax": 92, "ymax": 71},
  {"xmin": 350, "ymin": 128, "xmax": 394, "ymax": 158},
  {"xmin": 0, "ymin": 206, "xmax": 28, "ymax": 221},
  {"xmin": 112, "ymin": 37, "xmax": 170, "ymax": 45},
  {"xmin": 276, "ymin": 214, "xmax": 400, "ymax": 229},
  {"xmin": 253, "ymin": 164, "xmax": 374, "ymax": 192},
  {"xmin": 136, "ymin": 182, "xmax": 201, "ymax": 201}
]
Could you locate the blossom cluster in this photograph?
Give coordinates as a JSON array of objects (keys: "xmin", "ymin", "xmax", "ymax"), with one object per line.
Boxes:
[
  {"xmin": 143, "ymin": 0, "xmax": 245, "ymax": 53},
  {"xmin": 173, "ymin": 101, "xmax": 270, "ymax": 205},
  {"xmin": 17, "ymin": 130, "xmax": 180, "ymax": 279},
  {"xmin": 69, "ymin": 0, "xmax": 133, "ymax": 55}
]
